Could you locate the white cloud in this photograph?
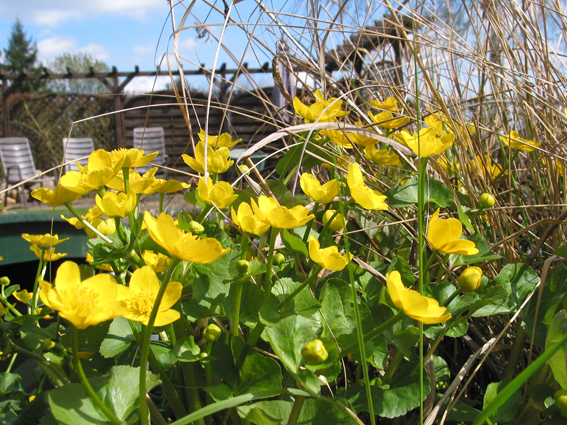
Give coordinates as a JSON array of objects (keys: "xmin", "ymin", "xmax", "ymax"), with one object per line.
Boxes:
[
  {"xmin": 179, "ymin": 37, "xmax": 197, "ymax": 50},
  {"xmin": 37, "ymin": 36, "xmax": 77, "ymax": 60},
  {"xmin": 134, "ymin": 43, "xmax": 156, "ymax": 55},
  {"xmin": 37, "ymin": 36, "xmax": 109, "ymax": 62},
  {"xmin": 124, "ymin": 76, "xmax": 170, "ymax": 94},
  {"xmin": 0, "ymin": 0, "xmax": 166, "ymax": 27}
]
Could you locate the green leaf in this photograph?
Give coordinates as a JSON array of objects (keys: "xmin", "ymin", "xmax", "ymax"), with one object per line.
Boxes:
[
  {"xmin": 347, "ymin": 364, "xmax": 429, "ymax": 418},
  {"xmin": 471, "ymin": 263, "xmax": 539, "ymax": 316},
  {"xmin": 457, "ymin": 203, "xmax": 475, "ymax": 233},
  {"xmin": 237, "ymin": 350, "xmax": 283, "ymax": 394},
  {"xmin": 385, "ymin": 176, "xmax": 454, "ymax": 208},
  {"xmin": 388, "ymin": 257, "xmax": 416, "ymax": 286},
  {"xmin": 173, "ymin": 336, "xmax": 201, "ymax": 363},
  {"xmin": 554, "ymin": 244, "xmax": 567, "ymax": 259},
  {"xmin": 546, "ymin": 310, "xmax": 567, "ymax": 389},
  {"xmin": 60, "ymin": 321, "xmax": 111, "ymax": 353},
  {"xmin": 276, "ymin": 136, "xmax": 333, "ymax": 181},
  {"xmin": 320, "ymin": 279, "xmax": 374, "ymax": 350},
  {"xmin": 281, "ymin": 229, "xmax": 308, "ymax": 258},
  {"xmin": 223, "ymin": 280, "xmax": 265, "ymax": 327},
  {"xmin": 260, "ymin": 278, "xmax": 321, "ymax": 325},
  {"xmin": 433, "ymin": 356, "xmax": 450, "ymax": 381},
  {"xmin": 100, "ymin": 317, "xmax": 138, "ymax": 359},
  {"xmin": 0, "ymin": 373, "xmax": 22, "ymax": 396},
  {"xmin": 296, "ymin": 369, "xmax": 321, "ymax": 394},
  {"xmin": 150, "ymin": 341, "xmax": 176, "ymax": 370},
  {"xmin": 266, "ymin": 180, "xmax": 294, "ymax": 208},
  {"xmin": 238, "ymin": 398, "xmax": 360, "ymax": 425},
  {"xmin": 450, "ymin": 233, "xmax": 501, "ymax": 266},
  {"xmin": 265, "ymin": 314, "xmax": 319, "ymax": 374},
  {"xmin": 183, "ymin": 274, "xmax": 231, "ymax": 321},
  {"xmin": 483, "ymin": 380, "xmax": 522, "ymax": 422},
  {"xmin": 20, "ymin": 319, "xmax": 58, "ymax": 351},
  {"xmin": 48, "ymin": 366, "xmax": 159, "ymax": 424}
]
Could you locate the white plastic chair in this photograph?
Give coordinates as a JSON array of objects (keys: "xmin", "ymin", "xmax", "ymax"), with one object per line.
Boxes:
[
  {"xmin": 0, "ymin": 137, "xmax": 56, "ymax": 209},
  {"xmin": 62, "ymin": 137, "xmax": 95, "ymax": 172},
  {"xmin": 132, "ymin": 127, "xmax": 168, "ymax": 175}
]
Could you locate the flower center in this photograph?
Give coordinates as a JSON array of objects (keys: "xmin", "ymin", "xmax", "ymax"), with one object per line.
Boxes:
[{"xmin": 131, "ymin": 289, "xmax": 155, "ymax": 316}]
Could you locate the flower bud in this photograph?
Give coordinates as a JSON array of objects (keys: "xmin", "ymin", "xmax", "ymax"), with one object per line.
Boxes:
[
  {"xmin": 236, "ymin": 260, "xmax": 250, "ymax": 274},
  {"xmin": 42, "ymin": 339, "xmax": 56, "ymax": 351},
  {"xmin": 479, "ymin": 193, "xmax": 495, "ymax": 208},
  {"xmin": 458, "ymin": 267, "xmax": 483, "ymax": 292},
  {"xmin": 274, "ymin": 253, "xmax": 285, "ymax": 265},
  {"xmin": 239, "ymin": 165, "xmax": 250, "ymax": 174},
  {"xmin": 323, "ymin": 209, "xmax": 345, "ymax": 232},
  {"xmin": 0, "ymin": 277, "xmax": 10, "ymax": 286},
  {"xmin": 188, "ymin": 221, "xmax": 205, "ymax": 235},
  {"xmin": 555, "ymin": 389, "xmax": 567, "ymax": 410},
  {"xmin": 203, "ymin": 324, "xmax": 222, "ymax": 343},
  {"xmin": 301, "ymin": 339, "xmax": 328, "ymax": 364},
  {"xmin": 199, "ymin": 352, "xmax": 210, "ymax": 364}
]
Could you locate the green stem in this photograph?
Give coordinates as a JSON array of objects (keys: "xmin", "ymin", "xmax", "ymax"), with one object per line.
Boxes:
[
  {"xmin": 159, "ymin": 193, "xmax": 164, "ymax": 214},
  {"xmin": 139, "ymin": 258, "xmax": 181, "ymax": 425},
  {"xmin": 302, "ymin": 202, "xmax": 319, "ymax": 244},
  {"xmin": 435, "ymin": 254, "xmax": 450, "ymax": 283},
  {"xmin": 181, "ymin": 363, "xmax": 206, "ymax": 425},
  {"xmin": 417, "ymin": 156, "xmax": 428, "ymax": 425},
  {"xmin": 10, "ymin": 342, "xmax": 68, "ymax": 385},
  {"xmin": 65, "ymin": 203, "xmax": 113, "ymax": 244},
  {"xmin": 381, "ymin": 348, "xmax": 403, "ymax": 385},
  {"xmin": 232, "ymin": 235, "xmax": 250, "ymax": 337},
  {"xmin": 503, "ymin": 326, "xmax": 526, "ymax": 381},
  {"xmin": 71, "ymin": 326, "xmax": 122, "ymax": 425},
  {"xmin": 31, "ymin": 248, "xmax": 46, "ymax": 315},
  {"xmin": 0, "ymin": 288, "xmax": 22, "ymax": 317},
  {"xmin": 288, "ymin": 395, "xmax": 306, "ymax": 425},
  {"xmin": 263, "ymin": 228, "xmax": 278, "ymax": 304}
]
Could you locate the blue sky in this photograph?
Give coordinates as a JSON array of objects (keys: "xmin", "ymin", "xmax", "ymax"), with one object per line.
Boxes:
[{"xmin": 0, "ymin": 1, "xmax": 298, "ymax": 93}]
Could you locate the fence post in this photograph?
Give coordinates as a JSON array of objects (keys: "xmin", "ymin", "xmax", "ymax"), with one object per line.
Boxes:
[{"xmin": 1, "ymin": 79, "xmax": 12, "ymax": 138}]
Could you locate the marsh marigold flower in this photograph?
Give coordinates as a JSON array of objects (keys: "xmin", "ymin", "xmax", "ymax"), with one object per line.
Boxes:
[
  {"xmin": 85, "ymin": 253, "xmax": 114, "ymax": 272},
  {"xmin": 22, "ymin": 234, "xmax": 68, "ymax": 248},
  {"xmin": 458, "ymin": 266, "xmax": 483, "ymax": 292},
  {"xmin": 30, "ymin": 245, "xmax": 67, "ymax": 262},
  {"xmin": 198, "ymin": 129, "xmax": 240, "ymax": 149},
  {"xmin": 387, "ymin": 271, "xmax": 452, "ymax": 324},
  {"xmin": 502, "ymin": 131, "xmax": 541, "ymax": 152},
  {"xmin": 395, "ymin": 128, "xmax": 454, "ymax": 157},
  {"xmin": 252, "ymin": 196, "xmax": 315, "ymax": 229},
  {"xmin": 111, "ymin": 148, "xmax": 158, "ymax": 168},
  {"xmin": 197, "ymin": 177, "xmax": 238, "ymax": 208},
  {"xmin": 118, "ymin": 266, "xmax": 182, "ymax": 327},
  {"xmin": 106, "ymin": 167, "xmax": 158, "ymax": 194},
  {"xmin": 95, "ymin": 191, "xmax": 137, "ymax": 218},
  {"xmin": 60, "ymin": 149, "xmax": 124, "ymax": 194},
  {"xmin": 300, "ymin": 173, "xmax": 339, "ymax": 204},
  {"xmin": 142, "ymin": 250, "xmax": 172, "ymax": 273},
  {"xmin": 182, "ymin": 142, "xmax": 233, "ymax": 174},
  {"xmin": 365, "ymin": 144, "xmax": 403, "ymax": 167},
  {"xmin": 371, "ymin": 97, "xmax": 400, "ymax": 112},
  {"xmin": 293, "ymin": 89, "xmax": 347, "ymax": 123},
  {"xmin": 231, "ymin": 200, "xmax": 270, "ymax": 235},
  {"xmin": 39, "ymin": 261, "xmax": 127, "ymax": 329},
  {"xmin": 144, "ymin": 212, "xmax": 230, "ymax": 264},
  {"xmin": 323, "ymin": 209, "xmax": 345, "ymax": 232},
  {"xmin": 427, "ymin": 208, "xmax": 479, "ymax": 255},
  {"xmin": 31, "ymin": 184, "xmax": 81, "ymax": 207},
  {"xmin": 309, "ymin": 236, "xmax": 352, "ymax": 271},
  {"xmin": 368, "ymin": 111, "xmax": 410, "ymax": 130},
  {"xmin": 13, "ymin": 289, "xmax": 32, "ymax": 304},
  {"xmin": 347, "ymin": 163, "xmax": 388, "ymax": 210}
]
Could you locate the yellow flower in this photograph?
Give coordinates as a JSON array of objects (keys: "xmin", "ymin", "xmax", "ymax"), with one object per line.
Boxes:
[
  {"xmin": 322, "ymin": 209, "xmax": 345, "ymax": 231},
  {"xmin": 60, "ymin": 150, "xmax": 124, "ymax": 194},
  {"xmin": 106, "ymin": 168, "xmax": 158, "ymax": 194},
  {"xmin": 370, "ymin": 97, "xmax": 400, "ymax": 111},
  {"xmin": 469, "ymin": 155, "xmax": 505, "ymax": 180},
  {"xmin": 364, "ymin": 144, "xmax": 402, "ymax": 167},
  {"xmin": 368, "ymin": 111, "xmax": 410, "ymax": 129},
  {"xmin": 95, "ymin": 191, "xmax": 137, "ymax": 218},
  {"xmin": 427, "ymin": 209, "xmax": 479, "ymax": 255},
  {"xmin": 320, "ymin": 129, "xmax": 354, "ymax": 148},
  {"xmin": 347, "ymin": 163, "xmax": 388, "ymax": 211},
  {"xmin": 387, "ymin": 271, "xmax": 452, "ymax": 324},
  {"xmin": 458, "ymin": 266, "xmax": 483, "ymax": 292},
  {"xmin": 293, "ymin": 89, "xmax": 347, "ymax": 123},
  {"xmin": 300, "ymin": 173, "xmax": 339, "ymax": 204},
  {"xmin": 85, "ymin": 253, "xmax": 114, "ymax": 272},
  {"xmin": 143, "ymin": 212, "xmax": 230, "ymax": 264},
  {"xmin": 231, "ymin": 200, "xmax": 270, "ymax": 235},
  {"xmin": 502, "ymin": 131, "xmax": 541, "ymax": 152},
  {"xmin": 30, "ymin": 245, "xmax": 67, "ymax": 262},
  {"xmin": 252, "ymin": 196, "xmax": 315, "ymax": 229},
  {"xmin": 31, "ymin": 185, "xmax": 81, "ymax": 207},
  {"xmin": 198, "ymin": 129, "xmax": 241, "ymax": 149},
  {"xmin": 142, "ymin": 250, "xmax": 172, "ymax": 273},
  {"xmin": 308, "ymin": 236, "xmax": 352, "ymax": 271},
  {"xmin": 13, "ymin": 289, "xmax": 33, "ymax": 304},
  {"xmin": 395, "ymin": 128, "xmax": 454, "ymax": 157},
  {"xmin": 21, "ymin": 234, "xmax": 68, "ymax": 248},
  {"xmin": 182, "ymin": 142, "xmax": 233, "ymax": 174},
  {"xmin": 118, "ymin": 266, "xmax": 182, "ymax": 327},
  {"xmin": 110, "ymin": 148, "xmax": 158, "ymax": 168},
  {"xmin": 197, "ymin": 177, "xmax": 238, "ymax": 208},
  {"xmin": 39, "ymin": 261, "xmax": 127, "ymax": 329},
  {"xmin": 150, "ymin": 179, "xmax": 191, "ymax": 194}
]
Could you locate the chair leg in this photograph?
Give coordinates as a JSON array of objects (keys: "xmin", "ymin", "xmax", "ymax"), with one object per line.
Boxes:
[{"xmin": 21, "ymin": 186, "xmax": 28, "ymax": 210}]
